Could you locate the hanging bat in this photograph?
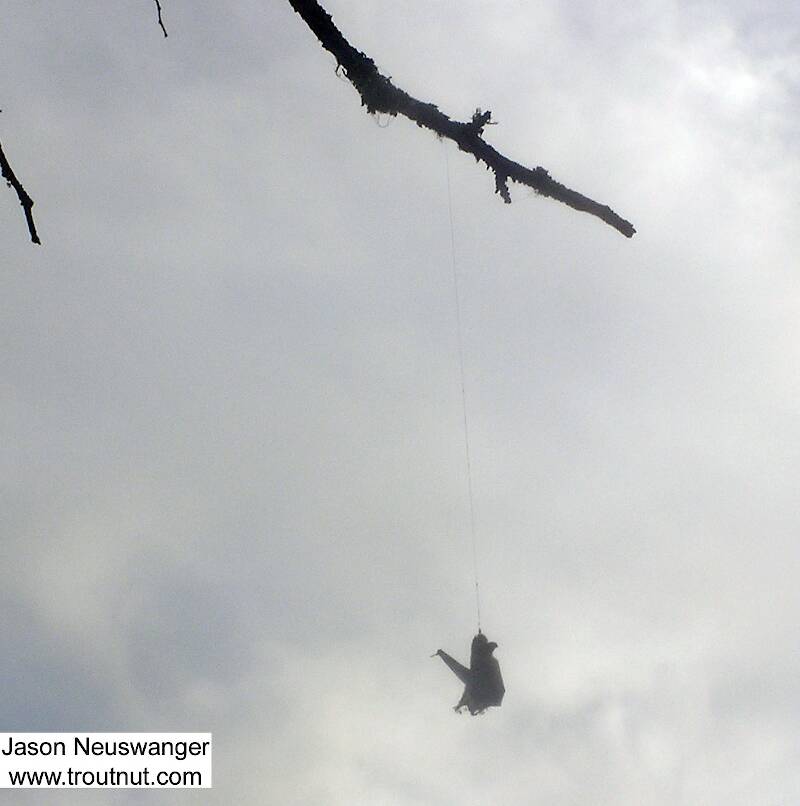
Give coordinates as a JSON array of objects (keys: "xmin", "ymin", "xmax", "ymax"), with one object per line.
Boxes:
[{"xmin": 433, "ymin": 631, "xmax": 505, "ymax": 715}]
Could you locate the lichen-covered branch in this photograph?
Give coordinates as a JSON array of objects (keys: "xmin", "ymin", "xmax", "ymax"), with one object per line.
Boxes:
[
  {"xmin": 287, "ymin": 0, "xmax": 635, "ymax": 238},
  {"xmin": 0, "ymin": 139, "xmax": 40, "ymax": 244}
]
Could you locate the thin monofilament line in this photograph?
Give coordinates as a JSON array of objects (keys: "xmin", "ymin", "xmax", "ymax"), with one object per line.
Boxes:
[{"xmin": 444, "ymin": 145, "xmax": 482, "ymax": 631}]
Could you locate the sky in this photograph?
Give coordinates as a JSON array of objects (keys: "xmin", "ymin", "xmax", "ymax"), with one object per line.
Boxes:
[{"xmin": 2, "ymin": 1, "xmax": 800, "ymax": 803}]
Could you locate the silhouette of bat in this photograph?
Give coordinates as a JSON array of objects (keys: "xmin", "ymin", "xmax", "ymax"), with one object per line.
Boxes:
[{"xmin": 433, "ymin": 631, "xmax": 505, "ymax": 715}]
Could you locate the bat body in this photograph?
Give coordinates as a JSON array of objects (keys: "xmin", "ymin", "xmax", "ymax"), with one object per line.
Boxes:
[{"xmin": 434, "ymin": 631, "xmax": 505, "ymax": 715}]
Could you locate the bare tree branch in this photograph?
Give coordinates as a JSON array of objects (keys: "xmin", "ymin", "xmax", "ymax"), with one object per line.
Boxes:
[
  {"xmin": 287, "ymin": 0, "xmax": 635, "ymax": 238},
  {"xmin": 0, "ymin": 138, "xmax": 40, "ymax": 244},
  {"xmin": 154, "ymin": 0, "xmax": 168, "ymax": 38}
]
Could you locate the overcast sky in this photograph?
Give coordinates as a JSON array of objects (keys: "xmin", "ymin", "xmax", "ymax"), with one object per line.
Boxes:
[{"xmin": 2, "ymin": 1, "xmax": 800, "ymax": 803}]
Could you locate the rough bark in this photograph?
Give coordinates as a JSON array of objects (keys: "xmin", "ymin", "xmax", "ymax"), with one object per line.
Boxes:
[{"xmin": 288, "ymin": 0, "xmax": 635, "ymax": 238}]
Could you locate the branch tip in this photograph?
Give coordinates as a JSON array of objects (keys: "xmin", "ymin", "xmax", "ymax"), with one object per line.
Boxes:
[
  {"xmin": 154, "ymin": 0, "xmax": 168, "ymax": 37},
  {"xmin": 0, "ymin": 139, "xmax": 40, "ymax": 244}
]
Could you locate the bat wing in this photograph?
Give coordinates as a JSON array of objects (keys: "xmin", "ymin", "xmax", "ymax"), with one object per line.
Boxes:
[{"xmin": 435, "ymin": 650, "xmax": 471, "ymax": 685}]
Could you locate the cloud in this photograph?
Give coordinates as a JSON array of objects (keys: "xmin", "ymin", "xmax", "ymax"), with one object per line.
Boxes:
[{"xmin": 2, "ymin": 1, "xmax": 799, "ymax": 803}]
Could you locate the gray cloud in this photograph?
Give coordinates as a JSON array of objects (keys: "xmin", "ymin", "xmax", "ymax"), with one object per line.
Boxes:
[{"xmin": 2, "ymin": 1, "xmax": 799, "ymax": 803}]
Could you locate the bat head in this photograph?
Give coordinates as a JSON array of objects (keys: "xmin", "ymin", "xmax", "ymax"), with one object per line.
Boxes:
[{"xmin": 472, "ymin": 632, "xmax": 499, "ymax": 656}]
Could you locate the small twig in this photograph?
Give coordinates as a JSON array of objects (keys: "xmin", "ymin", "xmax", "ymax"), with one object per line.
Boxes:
[
  {"xmin": 154, "ymin": 0, "xmax": 168, "ymax": 38},
  {"xmin": 0, "ymin": 138, "xmax": 40, "ymax": 244}
]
